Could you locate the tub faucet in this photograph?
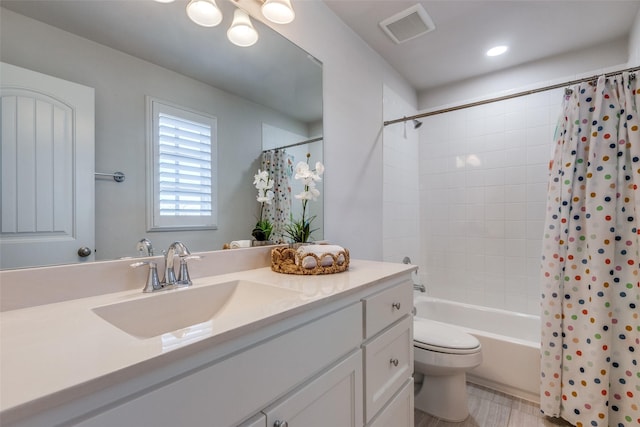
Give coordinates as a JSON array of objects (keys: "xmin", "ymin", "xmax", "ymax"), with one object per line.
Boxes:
[
  {"xmin": 162, "ymin": 241, "xmax": 191, "ymax": 286},
  {"xmin": 402, "ymin": 256, "xmax": 426, "ymax": 292}
]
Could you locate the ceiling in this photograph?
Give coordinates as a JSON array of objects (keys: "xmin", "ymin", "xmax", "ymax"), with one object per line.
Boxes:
[
  {"xmin": 4, "ymin": 0, "xmax": 639, "ymax": 102},
  {"xmin": 324, "ymin": 0, "xmax": 640, "ymax": 92}
]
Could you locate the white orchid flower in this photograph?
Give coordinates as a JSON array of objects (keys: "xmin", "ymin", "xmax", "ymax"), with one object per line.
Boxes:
[
  {"xmin": 295, "ymin": 186, "xmax": 320, "ymax": 201},
  {"xmin": 257, "ymin": 189, "xmax": 274, "ymax": 204},
  {"xmin": 308, "ymin": 186, "xmax": 320, "ymax": 200},
  {"xmin": 253, "ymin": 169, "xmax": 274, "ymax": 190},
  {"xmin": 294, "ymin": 161, "xmax": 312, "ymax": 180},
  {"xmin": 253, "ymin": 169, "xmax": 267, "ymax": 186}
]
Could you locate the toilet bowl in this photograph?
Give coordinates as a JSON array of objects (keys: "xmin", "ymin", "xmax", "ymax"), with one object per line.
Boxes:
[{"xmin": 413, "ymin": 317, "xmax": 482, "ymax": 422}]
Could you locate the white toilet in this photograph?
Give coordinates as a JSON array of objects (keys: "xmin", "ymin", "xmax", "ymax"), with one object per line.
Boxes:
[{"xmin": 413, "ymin": 317, "xmax": 483, "ymax": 422}]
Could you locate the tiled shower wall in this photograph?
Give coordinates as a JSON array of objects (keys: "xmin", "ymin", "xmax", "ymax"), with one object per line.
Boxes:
[{"xmin": 419, "ymin": 88, "xmax": 563, "ymax": 315}]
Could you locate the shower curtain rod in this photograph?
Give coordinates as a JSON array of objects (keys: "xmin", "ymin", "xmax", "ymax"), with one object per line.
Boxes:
[
  {"xmin": 383, "ymin": 65, "xmax": 640, "ymax": 127},
  {"xmin": 262, "ymin": 136, "xmax": 323, "ymax": 152}
]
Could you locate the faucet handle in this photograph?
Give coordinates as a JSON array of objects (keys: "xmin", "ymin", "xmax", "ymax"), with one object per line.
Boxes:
[
  {"xmin": 176, "ymin": 255, "xmax": 202, "ymax": 285},
  {"xmin": 131, "ymin": 261, "xmax": 162, "ymax": 293}
]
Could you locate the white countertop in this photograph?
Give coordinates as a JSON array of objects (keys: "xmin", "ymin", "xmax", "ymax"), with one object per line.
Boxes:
[{"xmin": 0, "ymin": 259, "xmax": 414, "ymax": 422}]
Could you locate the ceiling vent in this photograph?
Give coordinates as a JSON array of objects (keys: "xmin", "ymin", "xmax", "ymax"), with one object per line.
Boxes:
[{"xmin": 379, "ymin": 4, "xmax": 435, "ymax": 44}]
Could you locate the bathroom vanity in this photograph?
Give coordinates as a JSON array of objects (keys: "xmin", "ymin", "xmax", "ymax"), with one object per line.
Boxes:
[{"xmin": 0, "ymin": 250, "xmax": 415, "ymax": 427}]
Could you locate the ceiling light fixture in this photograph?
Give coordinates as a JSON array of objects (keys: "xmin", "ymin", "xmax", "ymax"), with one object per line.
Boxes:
[
  {"xmin": 486, "ymin": 45, "xmax": 508, "ymax": 57},
  {"xmin": 186, "ymin": 0, "xmax": 223, "ymax": 27},
  {"xmin": 172, "ymin": 0, "xmax": 295, "ymax": 47},
  {"xmin": 227, "ymin": 9, "xmax": 259, "ymax": 47},
  {"xmin": 261, "ymin": 0, "xmax": 295, "ymax": 24}
]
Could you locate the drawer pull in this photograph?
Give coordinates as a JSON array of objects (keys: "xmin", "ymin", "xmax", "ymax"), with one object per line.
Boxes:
[
  {"xmin": 274, "ymin": 421, "xmax": 288, "ymax": 427},
  {"xmin": 390, "ymin": 358, "xmax": 399, "ymax": 367},
  {"xmin": 392, "ymin": 302, "xmax": 401, "ymax": 310}
]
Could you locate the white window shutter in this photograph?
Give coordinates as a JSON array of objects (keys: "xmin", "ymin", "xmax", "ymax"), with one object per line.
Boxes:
[{"xmin": 147, "ymin": 98, "xmax": 217, "ymax": 230}]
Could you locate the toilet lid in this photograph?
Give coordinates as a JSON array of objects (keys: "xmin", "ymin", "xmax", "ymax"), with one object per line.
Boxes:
[{"xmin": 414, "ymin": 318, "xmax": 481, "ymax": 353}]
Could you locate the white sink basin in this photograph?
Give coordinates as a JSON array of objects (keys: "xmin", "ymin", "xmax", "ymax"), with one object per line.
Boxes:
[{"xmin": 92, "ymin": 280, "xmax": 302, "ymax": 339}]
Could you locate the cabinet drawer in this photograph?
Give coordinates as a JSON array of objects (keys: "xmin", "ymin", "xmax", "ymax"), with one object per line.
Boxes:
[
  {"xmin": 363, "ymin": 281, "xmax": 412, "ymax": 338},
  {"xmin": 363, "ymin": 315, "xmax": 413, "ymax": 422},
  {"xmin": 367, "ymin": 379, "xmax": 413, "ymax": 427}
]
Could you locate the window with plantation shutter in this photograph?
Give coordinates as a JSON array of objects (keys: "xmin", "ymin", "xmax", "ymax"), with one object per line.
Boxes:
[{"xmin": 147, "ymin": 98, "xmax": 217, "ymax": 230}]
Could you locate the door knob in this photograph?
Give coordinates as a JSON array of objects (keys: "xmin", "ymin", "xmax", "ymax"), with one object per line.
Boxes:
[{"xmin": 77, "ymin": 247, "xmax": 92, "ymax": 257}]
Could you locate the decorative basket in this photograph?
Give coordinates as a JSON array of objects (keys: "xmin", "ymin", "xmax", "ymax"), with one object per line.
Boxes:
[{"xmin": 271, "ymin": 246, "xmax": 350, "ymax": 275}]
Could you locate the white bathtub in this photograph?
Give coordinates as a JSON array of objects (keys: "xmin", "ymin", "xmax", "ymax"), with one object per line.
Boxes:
[{"xmin": 413, "ymin": 294, "xmax": 541, "ymax": 403}]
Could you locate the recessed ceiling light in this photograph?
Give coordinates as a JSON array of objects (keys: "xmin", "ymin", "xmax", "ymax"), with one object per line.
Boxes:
[{"xmin": 486, "ymin": 45, "xmax": 508, "ymax": 57}]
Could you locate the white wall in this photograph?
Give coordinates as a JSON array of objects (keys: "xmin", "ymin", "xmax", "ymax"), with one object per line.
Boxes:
[
  {"xmin": 415, "ymin": 37, "xmax": 631, "ymax": 314},
  {"xmin": 628, "ymin": 7, "xmax": 640, "ymax": 66},
  {"xmin": 382, "ymin": 85, "xmax": 420, "ymax": 266}
]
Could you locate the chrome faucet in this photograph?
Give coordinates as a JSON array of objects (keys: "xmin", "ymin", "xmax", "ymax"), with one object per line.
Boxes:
[
  {"xmin": 131, "ymin": 241, "xmax": 201, "ymax": 292},
  {"xmin": 136, "ymin": 238, "xmax": 154, "ymax": 256},
  {"xmin": 162, "ymin": 241, "xmax": 191, "ymax": 286}
]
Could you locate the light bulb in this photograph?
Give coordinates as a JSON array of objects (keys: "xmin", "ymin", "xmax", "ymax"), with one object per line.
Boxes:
[
  {"xmin": 261, "ymin": 0, "xmax": 295, "ymax": 24},
  {"xmin": 227, "ymin": 9, "xmax": 258, "ymax": 47},
  {"xmin": 486, "ymin": 45, "xmax": 508, "ymax": 57},
  {"xmin": 186, "ymin": 0, "xmax": 223, "ymax": 27}
]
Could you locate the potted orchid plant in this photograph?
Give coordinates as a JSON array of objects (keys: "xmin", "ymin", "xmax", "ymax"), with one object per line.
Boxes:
[
  {"xmin": 252, "ymin": 169, "xmax": 274, "ymax": 241},
  {"xmin": 284, "ymin": 154, "xmax": 324, "ymax": 243}
]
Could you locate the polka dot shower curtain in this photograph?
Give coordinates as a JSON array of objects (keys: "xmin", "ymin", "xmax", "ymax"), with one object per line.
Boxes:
[
  {"xmin": 540, "ymin": 72, "xmax": 640, "ymax": 427},
  {"xmin": 261, "ymin": 149, "xmax": 293, "ymax": 243}
]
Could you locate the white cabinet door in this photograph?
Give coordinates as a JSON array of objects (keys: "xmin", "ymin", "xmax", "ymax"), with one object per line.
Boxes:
[
  {"xmin": 367, "ymin": 379, "xmax": 413, "ymax": 427},
  {"xmin": 263, "ymin": 350, "xmax": 363, "ymax": 427},
  {"xmin": 0, "ymin": 62, "xmax": 95, "ymax": 268}
]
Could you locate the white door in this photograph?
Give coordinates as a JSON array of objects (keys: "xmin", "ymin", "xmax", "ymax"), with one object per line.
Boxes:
[{"xmin": 1, "ymin": 62, "xmax": 95, "ymax": 269}]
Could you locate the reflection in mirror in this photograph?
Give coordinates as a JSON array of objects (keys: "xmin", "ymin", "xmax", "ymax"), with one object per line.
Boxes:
[
  {"xmin": 260, "ymin": 124, "xmax": 323, "ymax": 243},
  {"xmin": 0, "ymin": 0, "xmax": 322, "ymax": 269}
]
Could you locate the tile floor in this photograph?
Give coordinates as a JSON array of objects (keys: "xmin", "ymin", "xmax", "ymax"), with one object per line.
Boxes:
[{"xmin": 414, "ymin": 383, "xmax": 575, "ymax": 427}]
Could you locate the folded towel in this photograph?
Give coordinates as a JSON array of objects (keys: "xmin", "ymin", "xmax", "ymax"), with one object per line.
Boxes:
[
  {"xmin": 296, "ymin": 244, "xmax": 346, "ymax": 269},
  {"xmin": 230, "ymin": 240, "xmax": 251, "ymax": 249}
]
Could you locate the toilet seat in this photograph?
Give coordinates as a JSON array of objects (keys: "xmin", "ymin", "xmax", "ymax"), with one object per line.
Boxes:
[{"xmin": 413, "ymin": 318, "xmax": 481, "ymax": 355}]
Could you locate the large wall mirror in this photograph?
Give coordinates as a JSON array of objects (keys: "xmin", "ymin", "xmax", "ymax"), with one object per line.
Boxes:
[{"xmin": 0, "ymin": 0, "xmax": 323, "ymax": 269}]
